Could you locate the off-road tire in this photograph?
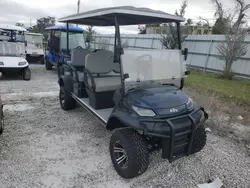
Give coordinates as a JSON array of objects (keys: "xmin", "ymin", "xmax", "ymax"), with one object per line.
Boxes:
[
  {"xmin": 59, "ymin": 86, "xmax": 76, "ymax": 110},
  {"xmin": 23, "ymin": 67, "xmax": 31, "ymax": 81},
  {"xmin": 0, "ymin": 103, "xmax": 4, "ymax": 135},
  {"xmin": 191, "ymin": 124, "xmax": 207, "ymax": 154},
  {"xmin": 109, "ymin": 128, "xmax": 149, "ymax": 179},
  {"xmin": 45, "ymin": 57, "xmax": 52, "ymax": 70},
  {"xmin": 58, "ymin": 65, "xmax": 64, "ymax": 78}
]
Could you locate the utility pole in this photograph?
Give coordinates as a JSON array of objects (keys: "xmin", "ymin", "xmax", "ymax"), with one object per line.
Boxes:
[{"xmin": 76, "ymin": 0, "xmax": 80, "ymax": 27}]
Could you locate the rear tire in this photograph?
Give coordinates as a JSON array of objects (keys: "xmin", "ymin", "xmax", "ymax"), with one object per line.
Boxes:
[
  {"xmin": 109, "ymin": 128, "xmax": 149, "ymax": 179},
  {"xmin": 23, "ymin": 67, "xmax": 31, "ymax": 81},
  {"xmin": 45, "ymin": 57, "xmax": 52, "ymax": 70},
  {"xmin": 59, "ymin": 86, "xmax": 76, "ymax": 110},
  {"xmin": 58, "ymin": 65, "xmax": 64, "ymax": 78},
  {"xmin": 191, "ymin": 124, "xmax": 207, "ymax": 154}
]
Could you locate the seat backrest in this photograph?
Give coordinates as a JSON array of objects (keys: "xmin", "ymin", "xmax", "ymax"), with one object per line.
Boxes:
[
  {"xmin": 71, "ymin": 48, "xmax": 90, "ymax": 67},
  {"xmin": 85, "ymin": 50, "xmax": 120, "ymax": 74}
]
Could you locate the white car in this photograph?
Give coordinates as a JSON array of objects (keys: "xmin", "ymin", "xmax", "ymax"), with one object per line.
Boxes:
[{"xmin": 0, "ymin": 24, "xmax": 31, "ymax": 80}]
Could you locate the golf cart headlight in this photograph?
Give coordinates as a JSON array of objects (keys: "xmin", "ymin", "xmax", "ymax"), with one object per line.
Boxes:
[
  {"xmin": 18, "ymin": 61, "xmax": 27, "ymax": 66},
  {"xmin": 132, "ymin": 105, "xmax": 156, "ymax": 117},
  {"xmin": 186, "ymin": 98, "xmax": 194, "ymax": 110}
]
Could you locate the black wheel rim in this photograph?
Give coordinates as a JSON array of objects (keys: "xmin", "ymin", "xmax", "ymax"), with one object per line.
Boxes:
[
  {"xmin": 60, "ymin": 89, "xmax": 65, "ymax": 106},
  {"xmin": 113, "ymin": 142, "xmax": 128, "ymax": 168}
]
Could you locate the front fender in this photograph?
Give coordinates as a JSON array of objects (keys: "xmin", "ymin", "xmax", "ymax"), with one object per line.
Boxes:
[{"xmin": 107, "ymin": 106, "xmax": 144, "ymax": 131}]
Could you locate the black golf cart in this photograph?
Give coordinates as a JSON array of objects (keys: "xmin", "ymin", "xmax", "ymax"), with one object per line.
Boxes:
[{"xmin": 57, "ymin": 6, "xmax": 208, "ymax": 179}]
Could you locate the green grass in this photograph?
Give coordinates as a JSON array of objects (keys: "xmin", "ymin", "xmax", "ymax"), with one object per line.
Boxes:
[{"xmin": 185, "ymin": 69, "xmax": 250, "ymax": 105}]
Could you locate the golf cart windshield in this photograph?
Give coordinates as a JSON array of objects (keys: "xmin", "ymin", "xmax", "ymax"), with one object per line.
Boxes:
[
  {"xmin": 15, "ymin": 31, "xmax": 25, "ymax": 43},
  {"xmin": 25, "ymin": 34, "xmax": 43, "ymax": 49},
  {"xmin": 0, "ymin": 30, "xmax": 26, "ymax": 57},
  {"xmin": 60, "ymin": 32, "xmax": 85, "ymax": 51},
  {"xmin": 0, "ymin": 30, "xmax": 25, "ymax": 43},
  {"xmin": 122, "ymin": 48, "xmax": 183, "ymax": 89}
]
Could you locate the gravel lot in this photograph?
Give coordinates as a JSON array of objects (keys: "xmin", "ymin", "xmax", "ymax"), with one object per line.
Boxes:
[{"xmin": 0, "ymin": 65, "xmax": 249, "ymax": 188}]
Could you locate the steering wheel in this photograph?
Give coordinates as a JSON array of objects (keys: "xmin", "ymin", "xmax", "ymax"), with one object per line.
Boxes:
[
  {"xmin": 93, "ymin": 49, "xmax": 100, "ymax": 52},
  {"xmin": 134, "ymin": 54, "xmax": 153, "ymax": 81},
  {"xmin": 76, "ymin": 46, "xmax": 83, "ymax": 49}
]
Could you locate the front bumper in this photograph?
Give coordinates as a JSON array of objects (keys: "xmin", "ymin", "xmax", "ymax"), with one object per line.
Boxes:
[
  {"xmin": 139, "ymin": 107, "xmax": 208, "ymax": 162},
  {"xmin": 0, "ymin": 66, "xmax": 28, "ymax": 73}
]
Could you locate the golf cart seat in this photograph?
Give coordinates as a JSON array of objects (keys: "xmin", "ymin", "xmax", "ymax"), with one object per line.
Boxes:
[
  {"xmin": 70, "ymin": 47, "xmax": 90, "ymax": 81},
  {"xmin": 84, "ymin": 49, "xmax": 121, "ymax": 109},
  {"xmin": 70, "ymin": 47, "xmax": 90, "ymax": 98}
]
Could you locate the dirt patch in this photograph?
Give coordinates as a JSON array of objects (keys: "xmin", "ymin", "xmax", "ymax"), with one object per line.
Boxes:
[{"xmin": 184, "ymin": 88, "xmax": 250, "ymax": 144}]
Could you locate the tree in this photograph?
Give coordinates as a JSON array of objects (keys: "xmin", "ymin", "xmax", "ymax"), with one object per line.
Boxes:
[
  {"xmin": 175, "ymin": 0, "xmax": 187, "ymax": 17},
  {"xmin": 211, "ymin": 0, "xmax": 230, "ymax": 34},
  {"xmin": 84, "ymin": 26, "xmax": 96, "ymax": 49},
  {"xmin": 212, "ymin": 18, "xmax": 229, "ymax": 34},
  {"xmin": 161, "ymin": 0, "xmax": 188, "ymax": 49},
  {"xmin": 185, "ymin": 18, "xmax": 193, "ymax": 26},
  {"xmin": 139, "ymin": 28, "xmax": 146, "ymax": 34},
  {"xmin": 146, "ymin": 23, "xmax": 161, "ymax": 27},
  {"xmin": 196, "ymin": 21, "xmax": 202, "ymax": 26},
  {"xmin": 212, "ymin": 0, "xmax": 250, "ymax": 79},
  {"xmin": 99, "ymin": 39, "xmax": 109, "ymax": 50},
  {"xmin": 199, "ymin": 17, "xmax": 210, "ymax": 27},
  {"xmin": 32, "ymin": 16, "xmax": 55, "ymax": 40}
]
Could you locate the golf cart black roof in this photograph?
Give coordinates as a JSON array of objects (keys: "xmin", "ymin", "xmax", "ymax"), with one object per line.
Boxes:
[{"xmin": 58, "ymin": 6, "xmax": 185, "ymax": 26}]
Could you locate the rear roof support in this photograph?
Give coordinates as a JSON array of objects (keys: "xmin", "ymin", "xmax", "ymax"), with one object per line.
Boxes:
[
  {"xmin": 66, "ymin": 22, "xmax": 69, "ymax": 55},
  {"xmin": 177, "ymin": 22, "xmax": 182, "ymax": 50}
]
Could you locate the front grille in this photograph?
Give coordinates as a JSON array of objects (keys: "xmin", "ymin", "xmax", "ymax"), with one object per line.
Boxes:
[
  {"xmin": 156, "ymin": 104, "xmax": 187, "ymax": 116},
  {"xmin": 171, "ymin": 117, "xmax": 191, "ymax": 133}
]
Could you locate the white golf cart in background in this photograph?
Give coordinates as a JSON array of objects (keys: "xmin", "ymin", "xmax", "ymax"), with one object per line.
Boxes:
[
  {"xmin": 0, "ymin": 24, "xmax": 31, "ymax": 80},
  {"xmin": 25, "ymin": 32, "xmax": 45, "ymax": 64}
]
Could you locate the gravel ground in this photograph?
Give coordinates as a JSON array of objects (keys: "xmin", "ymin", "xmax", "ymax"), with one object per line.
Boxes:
[{"xmin": 0, "ymin": 65, "xmax": 249, "ymax": 188}]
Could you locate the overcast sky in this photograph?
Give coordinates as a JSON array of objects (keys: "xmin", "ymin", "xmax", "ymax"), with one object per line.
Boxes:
[{"xmin": 0, "ymin": 0, "xmax": 249, "ymax": 34}]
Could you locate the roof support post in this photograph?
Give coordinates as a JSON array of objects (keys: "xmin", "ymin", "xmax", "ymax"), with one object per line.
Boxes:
[
  {"xmin": 66, "ymin": 22, "xmax": 69, "ymax": 55},
  {"xmin": 114, "ymin": 15, "xmax": 125, "ymax": 95},
  {"xmin": 176, "ymin": 22, "xmax": 182, "ymax": 50}
]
